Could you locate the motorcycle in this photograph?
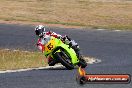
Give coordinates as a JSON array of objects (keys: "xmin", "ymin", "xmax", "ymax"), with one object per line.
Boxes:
[{"xmin": 43, "ymin": 36, "xmax": 87, "ymax": 70}]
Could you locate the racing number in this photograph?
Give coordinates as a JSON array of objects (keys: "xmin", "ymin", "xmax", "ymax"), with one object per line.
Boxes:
[{"xmin": 47, "ymin": 43, "xmax": 53, "ymax": 50}]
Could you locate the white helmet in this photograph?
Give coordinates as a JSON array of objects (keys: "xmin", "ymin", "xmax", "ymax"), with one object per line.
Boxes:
[{"xmin": 35, "ymin": 25, "xmax": 45, "ymax": 37}]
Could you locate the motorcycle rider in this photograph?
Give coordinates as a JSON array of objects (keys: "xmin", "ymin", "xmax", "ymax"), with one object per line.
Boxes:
[{"xmin": 35, "ymin": 25, "xmax": 81, "ymax": 66}]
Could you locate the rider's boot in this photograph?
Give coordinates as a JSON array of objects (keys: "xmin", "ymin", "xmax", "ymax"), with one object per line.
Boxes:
[
  {"xmin": 62, "ymin": 35, "xmax": 82, "ymax": 58},
  {"xmin": 48, "ymin": 56, "xmax": 57, "ymax": 66}
]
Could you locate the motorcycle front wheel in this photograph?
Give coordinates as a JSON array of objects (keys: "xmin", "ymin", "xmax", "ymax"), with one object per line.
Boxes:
[
  {"xmin": 55, "ymin": 50, "xmax": 74, "ymax": 70},
  {"xmin": 78, "ymin": 58, "xmax": 87, "ymax": 68}
]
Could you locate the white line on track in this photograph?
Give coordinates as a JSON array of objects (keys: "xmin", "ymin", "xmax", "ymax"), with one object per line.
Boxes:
[
  {"xmin": 97, "ymin": 29, "xmax": 106, "ymax": 31},
  {"xmin": 3, "ymin": 48, "xmax": 10, "ymax": 51},
  {"xmin": 96, "ymin": 29, "xmax": 122, "ymax": 32},
  {"xmin": 0, "ymin": 65, "xmax": 64, "ymax": 74},
  {"xmin": 84, "ymin": 57, "xmax": 101, "ymax": 64},
  {"xmin": 114, "ymin": 30, "xmax": 121, "ymax": 32},
  {"xmin": 13, "ymin": 49, "xmax": 19, "ymax": 52}
]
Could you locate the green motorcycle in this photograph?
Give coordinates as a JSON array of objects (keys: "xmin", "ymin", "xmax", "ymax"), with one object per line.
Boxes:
[{"xmin": 43, "ymin": 36, "xmax": 87, "ymax": 70}]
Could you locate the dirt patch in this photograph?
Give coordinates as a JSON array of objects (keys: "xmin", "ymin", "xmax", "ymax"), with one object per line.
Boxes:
[
  {"xmin": 0, "ymin": 0, "xmax": 132, "ymax": 30},
  {"xmin": 0, "ymin": 49, "xmax": 47, "ymax": 70},
  {"xmin": 0, "ymin": 20, "xmax": 83, "ymax": 29}
]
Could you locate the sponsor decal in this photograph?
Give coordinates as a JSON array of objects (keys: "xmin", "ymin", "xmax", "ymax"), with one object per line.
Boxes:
[{"xmin": 76, "ymin": 67, "xmax": 131, "ymax": 85}]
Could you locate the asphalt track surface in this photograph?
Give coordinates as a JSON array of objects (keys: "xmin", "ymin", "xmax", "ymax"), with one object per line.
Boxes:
[{"xmin": 0, "ymin": 24, "xmax": 132, "ymax": 88}]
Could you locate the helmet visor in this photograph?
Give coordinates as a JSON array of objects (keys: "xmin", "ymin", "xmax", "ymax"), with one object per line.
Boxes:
[{"xmin": 35, "ymin": 30, "xmax": 40, "ymax": 35}]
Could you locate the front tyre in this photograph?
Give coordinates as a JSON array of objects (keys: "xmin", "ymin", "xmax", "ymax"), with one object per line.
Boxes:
[
  {"xmin": 78, "ymin": 58, "xmax": 87, "ymax": 68},
  {"xmin": 55, "ymin": 51, "xmax": 74, "ymax": 70}
]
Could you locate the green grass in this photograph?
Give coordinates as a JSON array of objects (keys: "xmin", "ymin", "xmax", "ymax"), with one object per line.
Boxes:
[{"xmin": 0, "ymin": 49, "xmax": 47, "ymax": 71}]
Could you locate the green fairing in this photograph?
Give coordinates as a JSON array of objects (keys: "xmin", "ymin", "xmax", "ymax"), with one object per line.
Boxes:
[{"xmin": 44, "ymin": 37, "xmax": 79, "ymax": 65}]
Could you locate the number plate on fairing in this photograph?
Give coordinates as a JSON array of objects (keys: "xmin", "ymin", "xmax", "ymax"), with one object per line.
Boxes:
[{"xmin": 45, "ymin": 38, "xmax": 55, "ymax": 53}]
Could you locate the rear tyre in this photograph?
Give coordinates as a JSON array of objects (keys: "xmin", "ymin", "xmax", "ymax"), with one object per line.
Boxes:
[{"xmin": 55, "ymin": 50, "xmax": 74, "ymax": 70}]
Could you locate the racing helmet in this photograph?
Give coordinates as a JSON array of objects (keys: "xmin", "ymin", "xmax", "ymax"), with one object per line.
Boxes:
[{"xmin": 35, "ymin": 25, "xmax": 46, "ymax": 37}]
